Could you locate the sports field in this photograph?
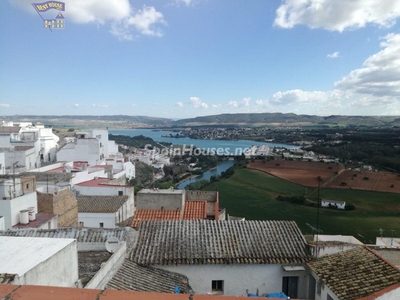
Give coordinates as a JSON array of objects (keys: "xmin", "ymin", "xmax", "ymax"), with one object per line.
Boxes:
[{"xmin": 204, "ymin": 167, "xmax": 400, "ymax": 243}]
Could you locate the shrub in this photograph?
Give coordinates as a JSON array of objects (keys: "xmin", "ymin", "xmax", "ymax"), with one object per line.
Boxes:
[{"xmin": 345, "ymin": 203, "xmax": 355, "ymax": 210}]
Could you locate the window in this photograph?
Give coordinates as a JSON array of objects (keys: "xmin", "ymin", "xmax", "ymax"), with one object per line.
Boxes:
[
  {"xmin": 48, "ymin": 153, "xmax": 51, "ymax": 161},
  {"xmin": 327, "ymin": 294, "xmax": 334, "ymax": 300},
  {"xmin": 211, "ymin": 280, "xmax": 224, "ymax": 295},
  {"xmin": 26, "ymin": 183, "xmax": 29, "ymax": 189},
  {"xmin": 118, "ymin": 191, "xmax": 123, "ymax": 196},
  {"xmin": 99, "ymin": 222, "xmax": 104, "ymax": 228}
]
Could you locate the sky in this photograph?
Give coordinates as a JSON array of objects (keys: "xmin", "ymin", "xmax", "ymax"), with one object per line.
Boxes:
[{"xmin": 1, "ymin": 0, "xmax": 400, "ymax": 118}]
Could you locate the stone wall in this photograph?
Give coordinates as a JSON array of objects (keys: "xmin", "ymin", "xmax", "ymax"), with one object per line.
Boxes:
[{"xmin": 37, "ymin": 188, "xmax": 78, "ymax": 227}]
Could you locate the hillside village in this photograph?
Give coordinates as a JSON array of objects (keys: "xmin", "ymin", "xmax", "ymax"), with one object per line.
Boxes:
[{"xmin": 0, "ymin": 121, "xmax": 400, "ymax": 300}]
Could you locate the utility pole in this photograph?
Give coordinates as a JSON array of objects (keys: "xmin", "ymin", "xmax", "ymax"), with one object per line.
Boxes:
[{"xmin": 316, "ymin": 175, "xmax": 322, "ymax": 258}]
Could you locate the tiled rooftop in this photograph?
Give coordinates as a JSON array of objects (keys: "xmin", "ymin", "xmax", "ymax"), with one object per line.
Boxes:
[
  {"xmin": 77, "ymin": 195, "xmax": 129, "ymax": 213},
  {"xmin": 131, "ymin": 201, "xmax": 209, "ymax": 228},
  {"xmin": 12, "ymin": 213, "xmax": 56, "ymax": 229},
  {"xmin": 0, "ymin": 285, "xmax": 259, "ymax": 300},
  {"xmin": 14, "ymin": 146, "xmax": 34, "ymax": 151},
  {"xmin": 131, "ymin": 209, "xmax": 182, "ymax": 228},
  {"xmin": 75, "ymin": 178, "xmax": 129, "ymax": 187},
  {"xmin": 75, "ymin": 178, "xmax": 112, "ymax": 187},
  {"xmin": 130, "ymin": 220, "xmax": 311, "ymax": 265},
  {"xmin": 308, "ymin": 247, "xmax": 400, "ymax": 300},
  {"xmin": 106, "ymin": 260, "xmax": 191, "ymax": 293},
  {"xmin": 183, "ymin": 201, "xmax": 207, "ymax": 220},
  {"xmin": 0, "ymin": 228, "xmax": 127, "ymax": 243}
]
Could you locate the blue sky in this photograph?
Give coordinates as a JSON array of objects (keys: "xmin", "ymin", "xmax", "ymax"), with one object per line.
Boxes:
[{"xmin": 1, "ymin": 0, "xmax": 400, "ymax": 118}]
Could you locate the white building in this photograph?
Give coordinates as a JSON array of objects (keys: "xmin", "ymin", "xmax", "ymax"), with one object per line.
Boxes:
[
  {"xmin": 321, "ymin": 199, "xmax": 346, "ymax": 210},
  {"xmin": 0, "ymin": 175, "xmax": 57, "ymax": 230},
  {"xmin": 57, "ymin": 129, "xmax": 119, "ymax": 166},
  {"xmin": 129, "ymin": 220, "xmax": 311, "ymax": 298},
  {"xmin": 77, "ymin": 195, "xmax": 134, "ymax": 228},
  {"xmin": 0, "ymin": 236, "xmax": 78, "ymax": 287},
  {"xmin": 0, "ymin": 122, "xmax": 59, "ymax": 170}
]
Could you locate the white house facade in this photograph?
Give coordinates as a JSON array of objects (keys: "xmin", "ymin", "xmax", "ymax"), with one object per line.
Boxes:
[{"xmin": 129, "ymin": 220, "xmax": 312, "ymax": 298}]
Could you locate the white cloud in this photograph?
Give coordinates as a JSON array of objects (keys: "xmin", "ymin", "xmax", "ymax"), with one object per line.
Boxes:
[
  {"xmin": 229, "ymin": 97, "xmax": 251, "ymax": 108},
  {"xmin": 229, "ymin": 101, "xmax": 239, "ymax": 108},
  {"xmin": 211, "ymin": 104, "xmax": 220, "ymax": 108},
  {"xmin": 188, "ymin": 97, "xmax": 208, "ymax": 109},
  {"xmin": 274, "ymin": 0, "xmax": 400, "ymax": 32},
  {"xmin": 74, "ymin": 103, "xmax": 79, "ymax": 107},
  {"xmin": 335, "ymin": 33, "xmax": 400, "ymax": 97},
  {"xmin": 8, "ymin": 0, "xmax": 165, "ymax": 40},
  {"xmin": 327, "ymin": 52, "xmax": 340, "ymax": 59},
  {"xmin": 242, "ymin": 97, "xmax": 251, "ymax": 106},
  {"xmin": 92, "ymin": 103, "xmax": 109, "ymax": 108},
  {"xmin": 0, "ymin": 103, "xmax": 10, "ymax": 108},
  {"xmin": 124, "ymin": 6, "xmax": 165, "ymax": 37},
  {"xmin": 173, "ymin": 0, "xmax": 203, "ymax": 6},
  {"xmin": 176, "ymin": 102, "xmax": 184, "ymax": 107}
]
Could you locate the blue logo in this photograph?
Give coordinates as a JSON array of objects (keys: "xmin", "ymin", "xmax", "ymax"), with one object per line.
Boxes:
[{"xmin": 32, "ymin": 1, "xmax": 66, "ymax": 31}]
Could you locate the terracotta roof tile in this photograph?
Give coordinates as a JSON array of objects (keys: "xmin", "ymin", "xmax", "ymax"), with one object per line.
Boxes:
[
  {"xmin": 183, "ymin": 201, "xmax": 207, "ymax": 220},
  {"xmin": 5, "ymin": 285, "xmax": 101, "ymax": 300},
  {"xmin": 0, "ymin": 285, "xmax": 19, "ymax": 298},
  {"xmin": 130, "ymin": 220, "xmax": 311, "ymax": 265},
  {"xmin": 308, "ymin": 247, "xmax": 400, "ymax": 300},
  {"xmin": 77, "ymin": 195, "xmax": 129, "ymax": 213},
  {"xmin": 106, "ymin": 260, "xmax": 191, "ymax": 293},
  {"xmin": 100, "ymin": 290, "xmax": 189, "ymax": 300},
  {"xmin": 131, "ymin": 209, "xmax": 182, "ymax": 228}
]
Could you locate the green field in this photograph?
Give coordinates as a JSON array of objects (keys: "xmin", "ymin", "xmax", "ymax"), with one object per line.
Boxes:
[{"xmin": 204, "ymin": 167, "xmax": 400, "ymax": 243}]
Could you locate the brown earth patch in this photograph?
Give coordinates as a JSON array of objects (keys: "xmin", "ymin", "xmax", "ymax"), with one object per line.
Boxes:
[
  {"xmin": 326, "ymin": 170, "xmax": 400, "ymax": 194},
  {"xmin": 247, "ymin": 160, "xmax": 343, "ymax": 187}
]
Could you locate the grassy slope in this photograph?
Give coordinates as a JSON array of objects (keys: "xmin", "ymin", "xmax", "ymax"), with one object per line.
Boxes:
[{"xmin": 204, "ymin": 167, "xmax": 400, "ymax": 243}]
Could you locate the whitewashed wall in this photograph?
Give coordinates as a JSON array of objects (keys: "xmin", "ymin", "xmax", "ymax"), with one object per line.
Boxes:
[
  {"xmin": 160, "ymin": 264, "xmax": 309, "ymax": 297},
  {"xmin": 78, "ymin": 212, "xmax": 116, "ymax": 228},
  {"xmin": 0, "ymin": 192, "xmax": 37, "ymax": 229}
]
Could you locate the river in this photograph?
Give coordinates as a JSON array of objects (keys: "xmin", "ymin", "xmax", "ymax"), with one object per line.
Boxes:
[
  {"xmin": 109, "ymin": 129, "xmax": 298, "ymax": 155},
  {"xmin": 109, "ymin": 128, "xmax": 297, "ymax": 189},
  {"xmin": 177, "ymin": 160, "xmax": 235, "ymax": 189}
]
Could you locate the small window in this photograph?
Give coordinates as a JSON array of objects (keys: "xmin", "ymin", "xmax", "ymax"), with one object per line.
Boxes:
[
  {"xmin": 118, "ymin": 191, "xmax": 123, "ymax": 196},
  {"xmin": 99, "ymin": 222, "xmax": 104, "ymax": 228},
  {"xmin": 211, "ymin": 280, "xmax": 224, "ymax": 295},
  {"xmin": 26, "ymin": 183, "xmax": 29, "ymax": 189}
]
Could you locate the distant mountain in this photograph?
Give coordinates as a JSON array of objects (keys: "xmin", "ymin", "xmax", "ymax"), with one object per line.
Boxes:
[
  {"xmin": 174, "ymin": 113, "xmax": 398, "ymax": 127},
  {"xmin": 174, "ymin": 113, "xmax": 324, "ymax": 126},
  {"xmin": 2, "ymin": 113, "xmax": 398, "ymax": 128},
  {"xmin": 1, "ymin": 115, "xmax": 173, "ymax": 127}
]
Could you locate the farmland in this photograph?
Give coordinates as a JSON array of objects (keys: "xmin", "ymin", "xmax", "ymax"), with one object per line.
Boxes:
[
  {"xmin": 327, "ymin": 170, "xmax": 400, "ymax": 194},
  {"xmin": 247, "ymin": 160, "xmax": 400, "ymax": 194},
  {"xmin": 204, "ymin": 167, "xmax": 400, "ymax": 243}
]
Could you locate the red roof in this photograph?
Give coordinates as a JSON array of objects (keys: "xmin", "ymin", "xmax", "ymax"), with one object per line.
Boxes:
[
  {"xmin": 75, "ymin": 178, "xmax": 112, "ymax": 187},
  {"xmin": 131, "ymin": 209, "xmax": 182, "ymax": 228},
  {"xmin": 0, "ymin": 285, "xmax": 261, "ymax": 300},
  {"xmin": 183, "ymin": 201, "xmax": 207, "ymax": 220}
]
